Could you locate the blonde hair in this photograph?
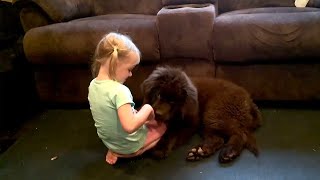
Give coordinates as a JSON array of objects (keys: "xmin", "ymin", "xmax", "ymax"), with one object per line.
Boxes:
[{"xmin": 91, "ymin": 32, "xmax": 141, "ymax": 79}]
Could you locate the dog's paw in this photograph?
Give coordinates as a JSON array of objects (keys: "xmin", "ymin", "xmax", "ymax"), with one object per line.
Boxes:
[
  {"xmin": 218, "ymin": 146, "xmax": 240, "ymax": 163},
  {"xmin": 186, "ymin": 146, "xmax": 209, "ymax": 161}
]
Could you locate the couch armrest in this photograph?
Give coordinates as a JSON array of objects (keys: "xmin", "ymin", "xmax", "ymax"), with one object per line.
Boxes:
[
  {"xmin": 157, "ymin": 3, "xmax": 216, "ymax": 61},
  {"xmin": 27, "ymin": 0, "xmax": 93, "ymax": 22},
  {"xmin": 19, "ymin": 4, "xmax": 52, "ymax": 32}
]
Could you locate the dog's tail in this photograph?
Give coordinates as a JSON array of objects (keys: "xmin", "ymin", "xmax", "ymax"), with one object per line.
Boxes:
[
  {"xmin": 245, "ymin": 132, "xmax": 259, "ymax": 157},
  {"xmin": 245, "ymin": 101, "xmax": 262, "ymax": 157},
  {"xmin": 249, "ymin": 100, "xmax": 262, "ymax": 130}
]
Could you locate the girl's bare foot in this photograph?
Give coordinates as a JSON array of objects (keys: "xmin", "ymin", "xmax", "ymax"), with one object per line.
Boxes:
[{"xmin": 106, "ymin": 150, "xmax": 118, "ymax": 165}]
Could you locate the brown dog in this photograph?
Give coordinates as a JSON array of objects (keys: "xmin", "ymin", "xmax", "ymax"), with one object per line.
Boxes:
[{"xmin": 141, "ymin": 66, "xmax": 262, "ymax": 163}]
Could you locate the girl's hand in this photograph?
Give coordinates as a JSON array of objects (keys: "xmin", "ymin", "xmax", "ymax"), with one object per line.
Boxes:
[{"xmin": 147, "ymin": 108, "xmax": 155, "ymax": 121}]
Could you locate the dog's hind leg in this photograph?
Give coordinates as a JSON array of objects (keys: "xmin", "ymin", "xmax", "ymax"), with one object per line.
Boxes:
[
  {"xmin": 186, "ymin": 129, "xmax": 224, "ymax": 161},
  {"xmin": 218, "ymin": 129, "xmax": 246, "ymax": 163}
]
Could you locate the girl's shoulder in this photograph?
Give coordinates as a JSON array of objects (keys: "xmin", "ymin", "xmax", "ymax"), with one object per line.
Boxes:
[{"xmin": 90, "ymin": 79, "xmax": 131, "ymax": 94}]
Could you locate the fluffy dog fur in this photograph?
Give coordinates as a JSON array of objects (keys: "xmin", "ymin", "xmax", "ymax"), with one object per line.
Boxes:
[{"xmin": 141, "ymin": 66, "xmax": 262, "ymax": 163}]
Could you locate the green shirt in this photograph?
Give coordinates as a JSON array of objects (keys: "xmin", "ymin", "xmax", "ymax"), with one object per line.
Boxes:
[{"xmin": 88, "ymin": 79, "xmax": 147, "ymax": 154}]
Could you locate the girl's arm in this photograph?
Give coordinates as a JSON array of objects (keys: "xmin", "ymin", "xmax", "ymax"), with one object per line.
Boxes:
[{"xmin": 118, "ymin": 104, "xmax": 154, "ymax": 134}]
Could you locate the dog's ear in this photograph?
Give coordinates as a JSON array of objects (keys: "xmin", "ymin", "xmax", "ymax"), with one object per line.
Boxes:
[
  {"xmin": 141, "ymin": 78, "xmax": 157, "ymax": 104},
  {"xmin": 141, "ymin": 80, "xmax": 148, "ymax": 104},
  {"xmin": 140, "ymin": 79, "xmax": 150, "ymax": 96},
  {"xmin": 182, "ymin": 88, "xmax": 188, "ymax": 100},
  {"xmin": 181, "ymin": 100, "xmax": 199, "ymax": 126}
]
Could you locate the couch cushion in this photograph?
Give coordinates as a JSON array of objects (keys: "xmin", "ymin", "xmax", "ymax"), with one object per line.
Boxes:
[
  {"xmin": 93, "ymin": 0, "xmax": 163, "ymax": 15},
  {"xmin": 29, "ymin": 0, "xmax": 163, "ymax": 22},
  {"xmin": 29, "ymin": 0, "xmax": 92, "ymax": 22},
  {"xmin": 23, "ymin": 14, "xmax": 160, "ymax": 64},
  {"xmin": 218, "ymin": 0, "xmax": 320, "ymax": 14},
  {"xmin": 213, "ymin": 7, "xmax": 320, "ymax": 63},
  {"xmin": 162, "ymin": 0, "xmax": 215, "ymax": 6}
]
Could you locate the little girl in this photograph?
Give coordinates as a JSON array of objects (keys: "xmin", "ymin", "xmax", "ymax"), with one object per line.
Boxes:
[{"xmin": 88, "ymin": 32, "xmax": 166, "ymax": 165}]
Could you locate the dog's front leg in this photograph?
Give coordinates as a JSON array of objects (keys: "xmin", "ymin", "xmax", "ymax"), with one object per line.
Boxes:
[
  {"xmin": 175, "ymin": 127, "xmax": 197, "ymax": 147},
  {"xmin": 149, "ymin": 130, "xmax": 177, "ymax": 159},
  {"xmin": 151, "ymin": 127, "xmax": 196, "ymax": 159}
]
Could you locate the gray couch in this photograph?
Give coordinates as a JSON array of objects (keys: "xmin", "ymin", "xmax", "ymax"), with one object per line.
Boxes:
[{"xmin": 19, "ymin": 0, "xmax": 320, "ymax": 104}]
